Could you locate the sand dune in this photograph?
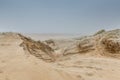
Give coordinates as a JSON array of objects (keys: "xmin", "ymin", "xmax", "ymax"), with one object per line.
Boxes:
[
  {"xmin": 0, "ymin": 33, "xmax": 78, "ymax": 80},
  {"xmin": 0, "ymin": 29, "xmax": 120, "ymax": 80}
]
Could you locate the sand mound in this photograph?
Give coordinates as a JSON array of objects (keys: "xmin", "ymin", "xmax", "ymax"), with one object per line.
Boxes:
[
  {"xmin": 40, "ymin": 29, "xmax": 120, "ymax": 58},
  {"xmin": 76, "ymin": 29, "xmax": 120, "ymax": 58},
  {"xmin": 19, "ymin": 34, "xmax": 56, "ymax": 62},
  {"xmin": 95, "ymin": 29, "xmax": 120, "ymax": 57},
  {"xmin": 77, "ymin": 36, "xmax": 95, "ymax": 53},
  {"xmin": 64, "ymin": 29, "xmax": 120, "ymax": 58},
  {"xmin": 0, "ymin": 33, "xmax": 79, "ymax": 80}
]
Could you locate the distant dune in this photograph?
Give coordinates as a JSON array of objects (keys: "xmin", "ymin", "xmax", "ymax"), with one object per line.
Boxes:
[{"xmin": 0, "ymin": 29, "xmax": 120, "ymax": 80}]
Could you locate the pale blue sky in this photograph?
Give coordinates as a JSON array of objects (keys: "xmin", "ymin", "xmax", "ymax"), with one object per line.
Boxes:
[{"xmin": 0, "ymin": 0, "xmax": 120, "ymax": 34}]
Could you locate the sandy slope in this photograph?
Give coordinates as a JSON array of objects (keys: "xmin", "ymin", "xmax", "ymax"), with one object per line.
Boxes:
[
  {"xmin": 52, "ymin": 54, "xmax": 120, "ymax": 80},
  {"xmin": 0, "ymin": 29, "xmax": 120, "ymax": 80},
  {"xmin": 0, "ymin": 33, "xmax": 78, "ymax": 80}
]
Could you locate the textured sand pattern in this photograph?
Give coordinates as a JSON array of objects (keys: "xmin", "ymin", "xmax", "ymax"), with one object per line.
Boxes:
[{"xmin": 0, "ymin": 29, "xmax": 120, "ymax": 80}]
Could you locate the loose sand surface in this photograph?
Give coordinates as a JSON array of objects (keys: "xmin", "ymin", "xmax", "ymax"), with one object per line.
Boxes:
[{"xmin": 0, "ymin": 30, "xmax": 120, "ymax": 80}]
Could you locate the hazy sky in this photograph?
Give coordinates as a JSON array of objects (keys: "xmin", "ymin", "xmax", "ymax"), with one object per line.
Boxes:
[{"xmin": 0, "ymin": 0, "xmax": 120, "ymax": 34}]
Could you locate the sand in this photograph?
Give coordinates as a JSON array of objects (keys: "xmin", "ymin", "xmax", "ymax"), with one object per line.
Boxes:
[
  {"xmin": 0, "ymin": 33, "xmax": 78, "ymax": 80},
  {"xmin": 0, "ymin": 29, "xmax": 120, "ymax": 80}
]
